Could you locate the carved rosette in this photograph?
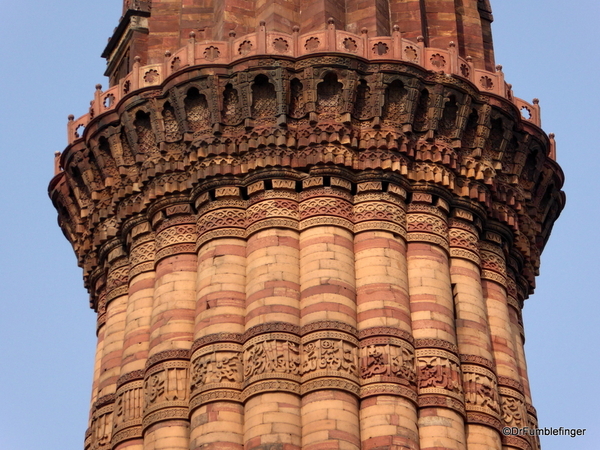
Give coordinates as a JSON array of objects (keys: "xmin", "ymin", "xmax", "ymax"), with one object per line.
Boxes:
[
  {"xmin": 50, "ymin": 36, "xmax": 566, "ymax": 450},
  {"xmin": 53, "ymin": 51, "xmax": 564, "ymax": 300}
]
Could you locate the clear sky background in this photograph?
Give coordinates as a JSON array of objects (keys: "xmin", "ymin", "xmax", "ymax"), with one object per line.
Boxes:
[{"xmin": 0, "ymin": 1, "xmax": 597, "ymax": 449}]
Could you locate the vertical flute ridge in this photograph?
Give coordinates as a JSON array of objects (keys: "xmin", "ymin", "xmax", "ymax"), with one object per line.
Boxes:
[{"xmin": 51, "ymin": 2, "xmax": 565, "ymax": 450}]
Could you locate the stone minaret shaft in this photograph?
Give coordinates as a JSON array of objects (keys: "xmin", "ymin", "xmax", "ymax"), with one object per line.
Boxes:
[{"xmin": 50, "ymin": 1, "xmax": 564, "ymax": 450}]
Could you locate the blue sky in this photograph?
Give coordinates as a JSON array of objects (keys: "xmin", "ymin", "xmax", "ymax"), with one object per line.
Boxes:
[{"xmin": 0, "ymin": 1, "xmax": 597, "ymax": 449}]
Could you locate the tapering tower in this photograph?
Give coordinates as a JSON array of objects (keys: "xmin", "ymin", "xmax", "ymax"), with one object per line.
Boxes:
[{"xmin": 49, "ymin": 1, "xmax": 564, "ymax": 450}]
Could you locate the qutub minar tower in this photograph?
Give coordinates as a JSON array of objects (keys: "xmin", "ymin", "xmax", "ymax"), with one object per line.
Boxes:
[{"xmin": 49, "ymin": 1, "xmax": 565, "ymax": 449}]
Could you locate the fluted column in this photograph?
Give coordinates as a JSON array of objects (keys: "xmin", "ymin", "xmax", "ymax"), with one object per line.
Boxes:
[
  {"xmin": 189, "ymin": 187, "xmax": 247, "ymax": 450},
  {"xmin": 143, "ymin": 201, "xmax": 197, "ymax": 450},
  {"xmin": 407, "ymin": 193, "xmax": 466, "ymax": 450},
  {"xmin": 502, "ymin": 266, "xmax": 539, "ymax": 449},
  {"xmin": 243, "ymin": 180, "xmax": 302, "ymax": 450},
  {"xmin": 488, "ymin": 254, "xmax": 536, "ymax": 450},
  {"xmin": 299, "ymin": 177, "xmax": 361, "ymax": 450},
  {"xmin": 87, "ymin": 327, "xmax": 106, "ymax": 450},
  {"xmin": 256, "ymin": 0, "xmax": 300, "ymax": 33},
  {"xmin": 86, "ymin": 273, "xmax": 107, "ymax": 450},
  {"xmin": 346, "ymin": 0, "xmax": 391, "ymax": 35},
  {"xmin": 99, "ymin": 244, "xmax": 130, "ymax": 396},
  {"xmin": 300, "ymin": 0, "xmax": 346, "ymax": 33},
  {"xmin": 112, "ymin": 219, "xmax": 156, "ymax": 449},
  {"xmin": 454, "ymin": 0, "xmax": 489, "ymax": 70},
  {"xmin": 389, "ymin": 0, "xmax": 425, "ymax": 41},
  {"xmin": 449, "ymin": 213, "xmax": 502, "ymax": 449},
  {"xmin": 353, "ymin": 181, "xmax": 419, "ymax": 450},
  {"xmin": 52, "ymin": 4, "xmax": 566, "ymax": 449},
  {"xmin": 91, "ymin": 242, "xmax": 130, "ymax": 450}
]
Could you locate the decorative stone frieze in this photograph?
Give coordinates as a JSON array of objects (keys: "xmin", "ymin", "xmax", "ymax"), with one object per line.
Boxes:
[
  {"xmin": 51, "ymin": 3, "xmax": 564, "ymax": 450},
  {"xmin": 301, "ymin": 331, "xmax": 359, "ymax": 383},
  {"xmin": 416, "ymin": 348, "xmax": 463, "ymax": 400}
]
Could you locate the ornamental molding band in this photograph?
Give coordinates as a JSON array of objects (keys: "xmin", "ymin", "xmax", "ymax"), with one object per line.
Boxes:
[
  {"xmin": 51, "ymin": 1, "xmax": 564, "ymax": 449},
  {"xmin": 416, "ymin": 349, "xmax": 463, "ymax": 400}
]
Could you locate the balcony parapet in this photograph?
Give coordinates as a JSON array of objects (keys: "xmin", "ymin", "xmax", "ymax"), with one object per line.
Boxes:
[{"xmin": 66, "ymin": 19, "xmax": 542, "ymax": 147}]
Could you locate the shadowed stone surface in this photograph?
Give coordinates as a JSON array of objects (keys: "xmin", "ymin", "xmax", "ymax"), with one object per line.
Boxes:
[{"xmin": 50, "ymin": 2, "xmax": 564, "ymax": 450}]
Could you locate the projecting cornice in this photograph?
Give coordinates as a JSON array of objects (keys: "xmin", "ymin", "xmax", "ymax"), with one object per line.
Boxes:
[
  {"xmin": 49, "ymin": 21, "xmax": 564, "ymax": 299},
  {"xmin": 70, "ymin": 22, "xmax": 541, "ymax": 145}
]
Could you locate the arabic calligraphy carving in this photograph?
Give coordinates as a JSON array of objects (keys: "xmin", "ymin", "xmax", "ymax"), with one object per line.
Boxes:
[
  {"xmin": 416, "ymin": 350, "xmax": 463, "ymax": 398},
  {"xmin": 463, "ymin": 365, "xmax": 500, "ymax": 415},
  {"xmin": 191, "ymin": 345, "xmax": 243, "ymax": 392},
  {"xmin": 144, "ymin": 364, "xmax": 189, "ymax": 409},
  {"xmin": 360, "ymin": 339, "xmax": 416, "ymax": 386},
  {"xmin": 301, "ymin": 332, "xmax": 359, "ymax": 380},
  {"xmin": 243, "ymin": 335, "xmax": 301, "ymax": 383}
]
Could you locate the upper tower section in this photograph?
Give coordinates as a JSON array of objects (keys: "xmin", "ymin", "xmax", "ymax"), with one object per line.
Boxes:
[
  {"xmin": 103, "ymin": 0, "xmax": 496, "ymax": 86},
  {"xmin": 52, "ymin": 0, "xmax": 564, "ymax": 299}
]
